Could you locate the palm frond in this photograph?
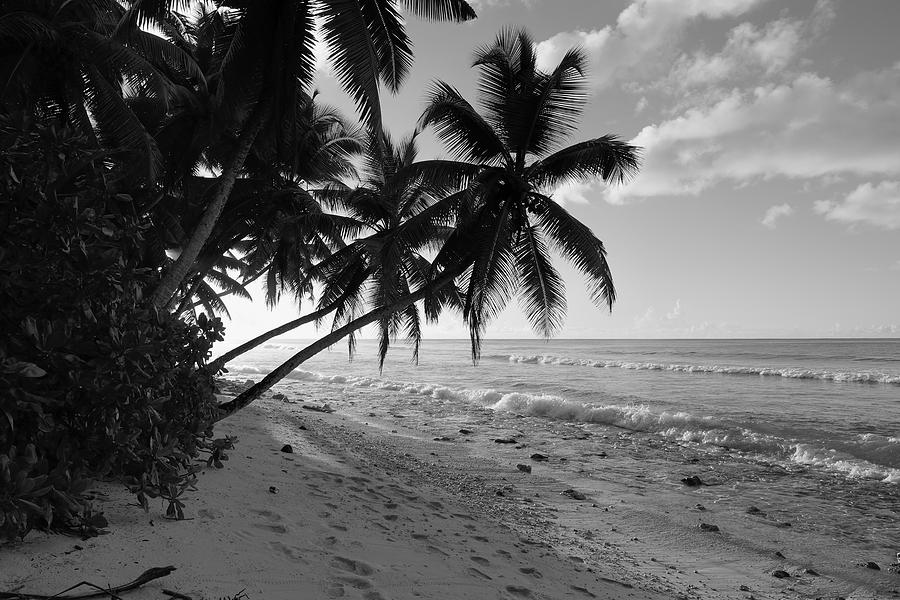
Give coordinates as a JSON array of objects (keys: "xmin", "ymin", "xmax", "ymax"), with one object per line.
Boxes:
[
  {"xmin": 419, "ymin": 81, "xmax": 511, "ymax": 165},
  {"xmin": 399, "ymin": 0, "xmax": 477, "ymax": 21},
  {"xmin": 528, "ymin": 135, "xmax": 642, "ymax": 189},
  {"xmin": 514, "ymin": 224, "xmax": 566, "ymax": 337},
  {"xmin": 318, "ymin": 0, "xmax": 384, "ymax": 129},
  {"xmin": 531, "ymin": 192, "xmax": 615, "ymax": 310}
]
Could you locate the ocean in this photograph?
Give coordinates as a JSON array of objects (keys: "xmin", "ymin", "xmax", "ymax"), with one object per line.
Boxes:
[{"xmin": 221, "ymin": 337, "xmax": 900, "ymax": 589}]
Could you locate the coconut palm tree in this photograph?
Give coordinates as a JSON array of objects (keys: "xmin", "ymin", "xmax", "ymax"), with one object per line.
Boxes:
[
  {"xmin": 209, "ymin": 128, "xmax": 462, "ymax": 373},
  {"xmin": 149, "ymin": 0, "xmax": 477, "ymax": 311},
  {"xmin": 158, "ymin": 88, "xmax": 364, "ymax": 317},
  {"xmin": 215, "ymin": 28, "xmax": 639, "ymax": 420},
  {"xmin": 416, "ymin": 27, "xmax": 641, "ymax": 359},
  {"xmin": 0, "ymin": 0, "xmax": 202, "ymax": 182}
]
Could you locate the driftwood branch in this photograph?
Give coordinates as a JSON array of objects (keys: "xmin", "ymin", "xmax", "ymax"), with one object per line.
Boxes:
[{"xmin": 0, "ymin": 566, "xmax": 176, "ymax": 600}]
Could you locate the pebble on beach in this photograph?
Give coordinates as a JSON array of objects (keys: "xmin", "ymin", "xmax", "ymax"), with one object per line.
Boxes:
[
  {"xmin": 562, "ymin": 489, "xmax": 587, "ymax": 501},
  {"xmin": 516, "ymin": 464, "xmax": 532, "ymax": 473},
  {"xmin": 280, "ymin": 444, "xmax": 293, "ymax": 453},
  {"xmin": 681, "ymin": 475, "xmax": 704, "ymax": 487},
  {"xmin": 772, "ymin": 570, "xmax": 791, "ymax": 579}
]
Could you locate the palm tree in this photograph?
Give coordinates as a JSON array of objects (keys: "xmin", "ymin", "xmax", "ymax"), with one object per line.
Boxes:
[
  {"xmin": 158, "ymin": 89, "xmax": 365, "ymax": 317},
  {"xmin": 209, "ymin": 128, "xmax": 462, "ymax": 373},
  {"xmin": 0, "ymin": 0, "xmax": 202, "ymax": 182},
  {"xmin": 215, "ymin": 28, "xmax": 639, "ymax": 420},
  {"xmin": 149, "ymin": 0, "xmax": 477, "ymax": 311},
  {"xmin": 415, "ymin": 27, "xmax": 641, "ymax": 359}
]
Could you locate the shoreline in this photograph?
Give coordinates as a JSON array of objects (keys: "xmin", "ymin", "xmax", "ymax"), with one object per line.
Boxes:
[{"xmin": 2, "ymin": 392, "xmax": 897, "ymax": 599}]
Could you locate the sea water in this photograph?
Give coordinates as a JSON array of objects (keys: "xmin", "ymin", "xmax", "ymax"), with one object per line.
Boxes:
[{"xmin": 222, "ymin": 338, "xmax": 900, "ymax": 583}]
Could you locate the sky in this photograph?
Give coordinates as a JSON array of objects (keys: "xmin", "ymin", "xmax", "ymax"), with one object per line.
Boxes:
[{"xmin": 219, "ymin": 0, "xmax": 900, "ymax": 345}]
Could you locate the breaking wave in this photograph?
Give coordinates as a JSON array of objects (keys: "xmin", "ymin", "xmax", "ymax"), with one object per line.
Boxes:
[
  {"xmin": 504, "ymin": 354, "xmax": 900, "ymax": 385},
  {"xmin": 224, "ymin": 365, "xmax": 900, "ymax": 483}
]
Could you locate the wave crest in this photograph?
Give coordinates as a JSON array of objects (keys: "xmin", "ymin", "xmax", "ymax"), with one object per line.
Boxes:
[{"xmin": 506, "ymin": 354, "xmax": 900, "ymax": 385}]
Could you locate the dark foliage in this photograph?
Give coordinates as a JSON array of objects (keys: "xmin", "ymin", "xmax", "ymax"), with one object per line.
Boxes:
[{"xmin": 0, "ymin": 123, "xmax": 225, "ymax": 540}]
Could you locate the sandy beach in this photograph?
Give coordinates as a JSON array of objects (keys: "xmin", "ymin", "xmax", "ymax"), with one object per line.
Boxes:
[{"xmin": 2, "ymin": 389, "xmax": 897, "ymax": 600}]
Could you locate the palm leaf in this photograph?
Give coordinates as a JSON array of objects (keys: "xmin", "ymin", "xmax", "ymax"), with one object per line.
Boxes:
[
  {"xmin": 514, "ymin": 223, "xmax": 566, "ymax": 337},
  {"xmin": 419, "ymin": 81, "xmax": 511, "ymax": 165},
  {"xmin": 528, "ymin": 135, "xmax": 641, "ymax": 189},
  {"xmin": 530, "ymin": 192, "xmax": 615, "ymax": 309}
]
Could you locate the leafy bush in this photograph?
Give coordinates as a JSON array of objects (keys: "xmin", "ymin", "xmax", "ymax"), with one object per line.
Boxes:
[{"xmin": 0, "ymin": 122, "xmax": 225, "ymax": 539}]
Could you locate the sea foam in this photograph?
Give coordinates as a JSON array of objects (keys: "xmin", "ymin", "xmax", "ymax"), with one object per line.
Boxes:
[
  {"xmin": 505, "ymin": 354, "xmax": 900, "ymax": 385},
  {"xmin": 225, "ymin": 365, "xmax": 899, "ymax": 483}
]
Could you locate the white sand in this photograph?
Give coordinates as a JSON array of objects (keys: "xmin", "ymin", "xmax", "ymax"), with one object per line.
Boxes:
[
  {"xmin": 2, "ymin": 394, "xmax": 895, "ymax": 600},
  {"xmin": 1, "ymin": 397, "xmax": 660, "ymax": 600}
]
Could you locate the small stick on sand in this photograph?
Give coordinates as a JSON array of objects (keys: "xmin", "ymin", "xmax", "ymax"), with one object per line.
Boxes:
[{"xmin": 0, "ymin": 566, "xmax": 176, "ymax": 600}]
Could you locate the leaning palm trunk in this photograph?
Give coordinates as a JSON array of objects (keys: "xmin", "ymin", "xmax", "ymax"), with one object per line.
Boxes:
[
  {"xmin": 150, "ymin": 100, "xmax": 272, "ymax": 311},
  {"xmin": 208, "ymin": 299, "xmax": 344, "ymax": 373},
  {"xmin": 215, "ymin": 262, "xmax": 468, "ymax": 421}
]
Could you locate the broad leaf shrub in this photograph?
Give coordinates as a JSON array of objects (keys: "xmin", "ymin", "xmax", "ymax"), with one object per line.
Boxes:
[{"xmin": 0, "ymin": 123, "xmax": 226, "ymax": 540}]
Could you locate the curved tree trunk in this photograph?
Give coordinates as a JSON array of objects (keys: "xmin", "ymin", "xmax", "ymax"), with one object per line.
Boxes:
[
  {"xmin": 208, "ymin": 300, "xmax": 343, "ymax": 373},
  {"xmin": 150, "ymin": 99, "xmax": 271, "ymax": 311},
  {"xmin": 215, "ymin": 262, "xmax": 468, "ymax": 421}
]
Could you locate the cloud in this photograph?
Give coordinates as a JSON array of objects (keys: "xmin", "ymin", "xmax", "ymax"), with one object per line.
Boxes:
[
  {"xmin": 814, "ymin": 181, "xmax": 900, "ymax": 229},
  {"xmin": 549, "ymin": 180, "xmax": 596, "ymax": 205},
  {"xmin": 656, "ymin": 0, "xmax": 834, "ymax": 103},
  {"xmin": 607, "ymin": 68, "xmax": 900, "ymax": 203},
  {"xmin": 536, "ymin": 0, "xmax": 769, "ymax": 85},
  {"xmin": 761, "ymin": 203, "xmax": 794, "ymax": 228}
]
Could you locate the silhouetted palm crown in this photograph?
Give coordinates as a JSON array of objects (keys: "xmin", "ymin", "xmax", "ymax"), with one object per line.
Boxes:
[
  {"xmin": 419, "ymin": 28, "xmax": 640, "ymax": 358},
  {"xmin": 310, "ymin": 130, "xmax": 462, "ymax": 368}
]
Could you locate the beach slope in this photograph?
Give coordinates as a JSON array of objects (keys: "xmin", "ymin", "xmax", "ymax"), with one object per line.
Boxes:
[{"xmin": 1, "ymin": 397, "xmax": 660, "ymax": 600}]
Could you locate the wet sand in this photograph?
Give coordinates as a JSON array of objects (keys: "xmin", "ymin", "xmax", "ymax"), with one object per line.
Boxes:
[{"xmin": 2, "ymin": 391, "xmax": 897, "ymax": 599}]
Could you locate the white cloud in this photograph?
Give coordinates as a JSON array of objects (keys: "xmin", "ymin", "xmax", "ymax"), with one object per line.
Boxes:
[
  {"xmin": 635, "ymin": 96, "xmax": 649, "ymax": 113},
  {"xmin": 607, "ymin": 68, "xmax": 900, "ymax": 202},
  {"xmin": 550, "ymin": 180, "xmax": 597, "ymax": 205},
  {"xmin": 814, "ymin": 181, "xmax": 900, "ymax": 229},
  {"xmin": 536, "ymin": 0, "xmax": 769, "ymax": 84},
  {"xmin": 761, "ymin": 203, "xmax": 794, "ymax": 228},
  {"xmin": 659, "ymin": 0, "xmax": 834, "ymax": 99}
]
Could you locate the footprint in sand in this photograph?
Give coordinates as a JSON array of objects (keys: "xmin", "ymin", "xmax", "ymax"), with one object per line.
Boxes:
[
  {"xmin": 468, "ymin": 568, "xmax": 493, "ymax": 580},
  {"xmin": 426, "ymin": 545, "xmax": 449, "ymax": 556},
  {"xmin": 331, "ymin": 556, "xmax": 376, "ymax": 576},
  {"xmin": 269, "ymin": 541, "xmax": 309, "ymax": 563},
  {"xmin": 383, "ymin": 514, "xmax": 398, "ymax": 521},
  {"xmin": 519, "ymin": 567, "xmax": 542, "ymax": 578},
  {"xmin": 496, "ymin": 549, "xmax": 512, "ymax": 558},
  {"xmin": 253, "ymin": 522, "xmax": 290, "ymax": 534},
  {"xmin": 411, "ymin": 533, "xmax": 428, "ymax": 540},
  {"xmin": 570, "ymin": 585, "xmax": 597, "ymax": 598},
  {"xmin": 505, "ymin": 585, "xmax": 532, "ymax": 597},
  {"xmin": 470, "ymin": 556, "xmax": 490, "ymax": 566}
]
